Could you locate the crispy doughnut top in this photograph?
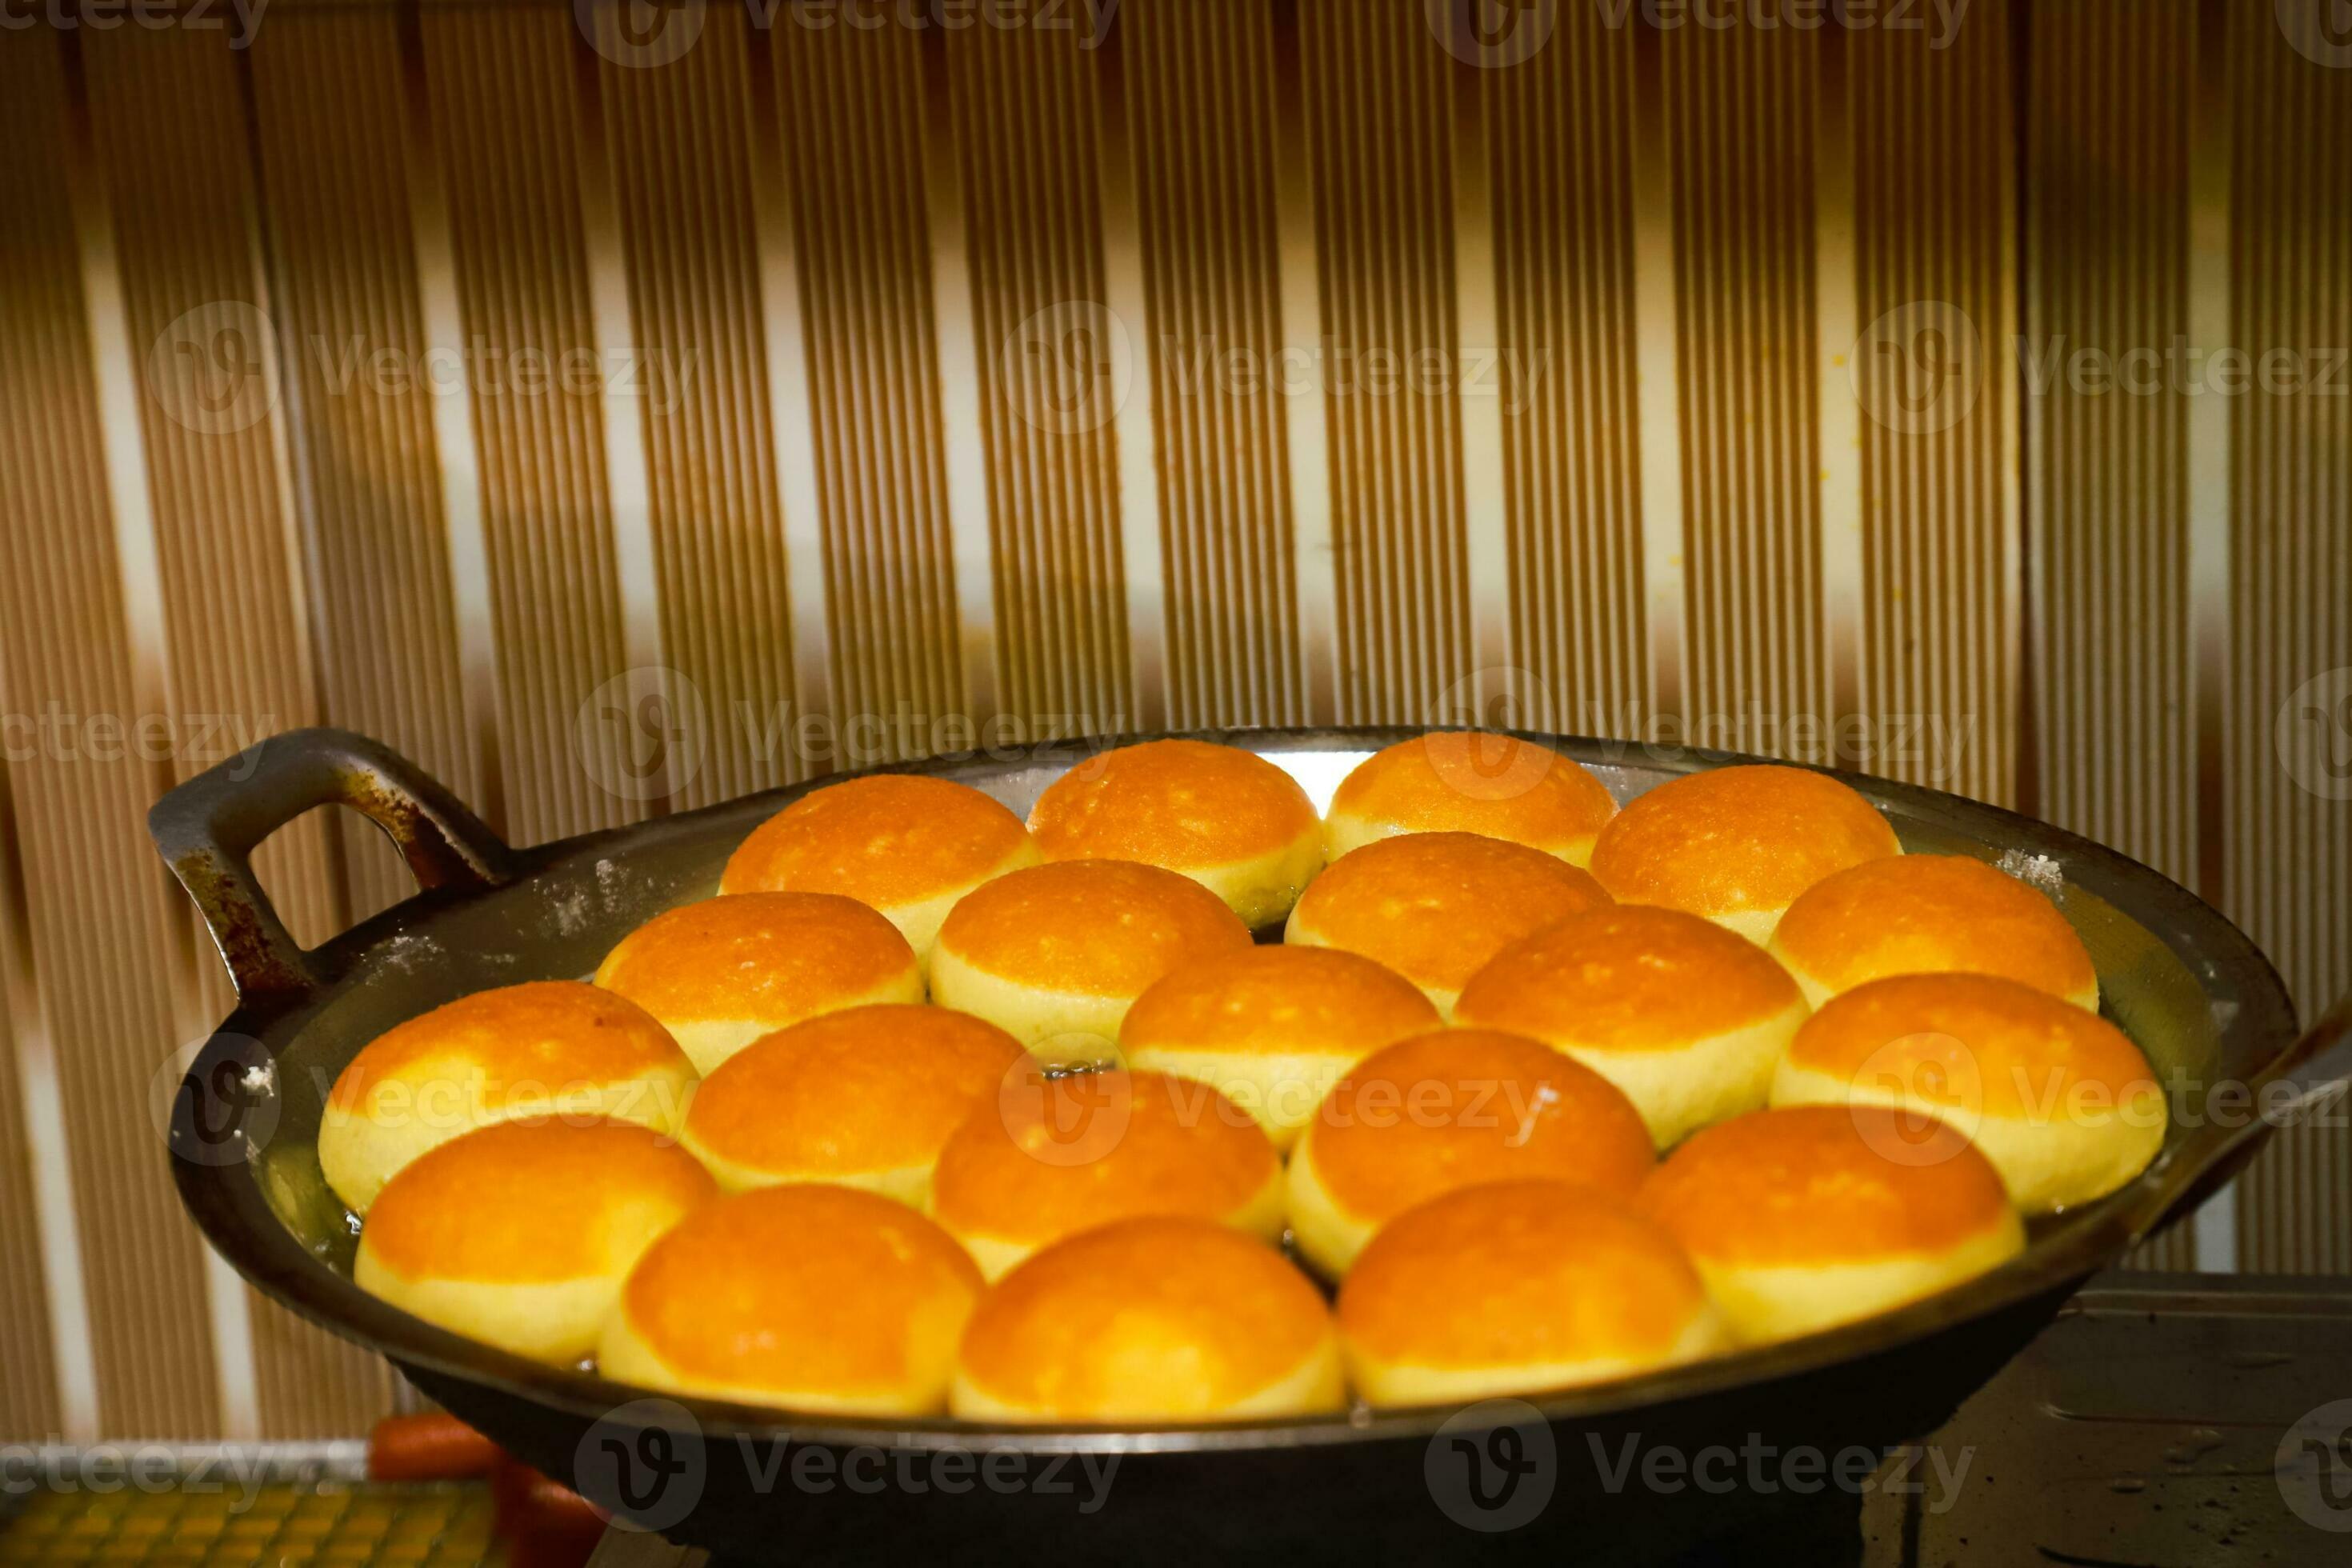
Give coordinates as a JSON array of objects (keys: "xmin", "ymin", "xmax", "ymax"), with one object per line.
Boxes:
[
  {"xmin": 1770, "ymin": 854, "xmax": 2098, "ymax": 1001},
  {"xmin": 594, "ymin": 894, "xmax": 917, "ymax": 1022},
  {"xmin": 1338, "ymin": 1181, "xmax": 1710, "ymax": 1368},
  {"xmin": 930, "ymin": 1068, "xmax": 1279, "ymax": 1246},
  {"xmin": 1590, "ymin": 765, "xmax": 1900, "ymax": 916},
  {"xmin": 1786, "ymin": 973, "xmax": 2160, "ymax": 1117},
  {"xmin": 684, "ymin": 1005, "xmax": 1026, "ymax": 1174},
  {"xmin": 933, "ymin": 860, "xmax": 1252, "ymax": 996},
  {"xmin": 1638, "ymin": 1106, "xmax": 2015, "ymax": 1266},
  {"xmin": 957, "ymin": 1218, "xmax": 1334, "ymax": 1417},
  {"xmin": 1026, "ymin": 740, "xmax": 1319, "ymax": 870},
  {"xmin": 1120, "ymin": 946, "xmax": 1440, "ymax": 1058},
  {"xmin": 1455, "ymin": 906, "xmax": 1805, "ymax": 1051},
  {"xmin": 362, "ymin": 1120, "xmax": 715, "ymax": 1283},
  {"xmin": 328, "ymin": 981, "xmax": 690, "ymax": 1114},
  {"xmin": 720, "ymin": 774, "xmax": 1034, "ymax": 905},
  {"xmin": 1306, "ymin": 1030, "xmax": 1655, "ymax": 1221},
  {"xmin": 619, "ymin": 1185, "xmax": 982, "ymax": 1391},
  {"xmin": 1328, "ymin": 732, "xmax": 1618, "ymax": 850},
  {"xmin": 1290, "ymin": 832, "xmax": 1611, "ymax": 990}
]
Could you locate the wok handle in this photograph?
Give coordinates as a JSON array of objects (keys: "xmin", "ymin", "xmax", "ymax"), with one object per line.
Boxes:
[
  {"xmin": 2151, "ymin": 990, "xmax": 2352, "ymax": 1235},
  {"xmin": 148, "ymin": 727, "xmax": 518, "ymax": 1003}
]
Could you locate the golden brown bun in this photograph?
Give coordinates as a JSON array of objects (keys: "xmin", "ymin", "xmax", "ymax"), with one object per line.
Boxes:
[
  {"xmin": 721, "ymin": 774, "xmax": 1039, "ymax": 961},
  {"xmin": 319, "ymin": 980, "xmax": 697, "ymax": 1215},
  {"xmin": 594, "ymin": 893, "xmax": 922, "ymax": 1074},
  {"xmin": 1589, "ymin": 765, "xmax": 1901, "ymax": 942},
  {"xmin": 930, "ymin": 860, "xmax": 1253, "ymax": 1058},
  {"xmin": 1770, "ymin": 973, "xmax": 2166, "ymax": 1214},
  {"xmin": 680, "ymin": 1005, "xmax": 1026, "ymax": 1203},
  {"xmin": 1454, "ymin": 905, "xmax": 1810, "ymax": 1147},
  {"xmin": 1286, "ymin": 1029, "xmax": 1655, "ymax": 1278},
  {"xmin": 1769, "ymin": 854, "xmax": 2100, "ymax": 1010},
  {"xmin": 1118, "ymin": 946, "xmax": 1441, "ymax": 1150},
  {"xmin": 1283, "ymin": 831, "xmax": 1612, "ymax": 1016},
  {"xmin": 355, "ymin": 1119, "xmax": 715, "ymax": 1365},
  {"xmin": 1325, "ymin": 731, "xmax": 1618, "ymax": 865},
  {"xmin": 1027, "ymin": 740, "xmax": 1324, "ymax": 927},
  {"xmin": 929, "ymin": 1067, "xmax": 1283, "ymax": 1280},
  {"xmin": 1638, "ymin": 1106, "xmax": 2026, "ymax": 1342},
  {"xmin": 598, "ymin": 1184, "xmax": 982, "ymax": 1415},
  {"xmin": 1338, "ymin": 1181, "xmax": 1726, "ymax": 1406},
  {"xmin": 950, "ymin": 1218, "xmax": 1343, "ymax": 1422}
]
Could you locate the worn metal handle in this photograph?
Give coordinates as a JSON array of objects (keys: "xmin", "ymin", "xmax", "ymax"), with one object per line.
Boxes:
[
  {"xmin": 149, "ymin": 727, "xmax": 517, "ymax": 1002},
  {"xmin": 2150, "ymin": 990, "xmax": 2352, "ymax": 1237}
]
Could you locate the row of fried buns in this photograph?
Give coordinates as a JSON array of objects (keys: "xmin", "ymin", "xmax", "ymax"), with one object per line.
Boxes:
[{"xmin": 319, "ymin": 734, "xmax": 2166, "ymax": 1422}]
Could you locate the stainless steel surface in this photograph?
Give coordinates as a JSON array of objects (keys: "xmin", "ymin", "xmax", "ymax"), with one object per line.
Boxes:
[
  {"xmin": 584, "ymin": 1272, "xmax": 2352, "ymax": 1565},
  {"xmin": 151, "ymin": 725, "xmax": 2318, "ymax": 1461},
  {"xmin": 1860, "ymin": 1272, "xmax": 2352, "ymax": 1566}
]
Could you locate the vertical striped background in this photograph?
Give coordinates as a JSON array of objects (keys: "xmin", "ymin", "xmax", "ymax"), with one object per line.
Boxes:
[{"xmin": 0, "ymin": 0, "xmax": 2343, "ymax": 1439}]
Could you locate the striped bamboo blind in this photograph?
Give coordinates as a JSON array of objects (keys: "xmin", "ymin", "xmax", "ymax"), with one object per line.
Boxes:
[{"xmin": 0, "ymin": 0, "xmax": 2343, "ymax": 1439}]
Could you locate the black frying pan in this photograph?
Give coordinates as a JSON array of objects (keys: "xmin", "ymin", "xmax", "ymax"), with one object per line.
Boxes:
[{"xmin": 148, "ymin": 727, "xmax": 2348, "ymax": 1561}]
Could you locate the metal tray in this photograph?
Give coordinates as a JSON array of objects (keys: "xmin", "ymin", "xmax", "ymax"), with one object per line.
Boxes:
[{"xmin": 149, "ymin": 727, "xmax": 2348, "ymax": 1558}]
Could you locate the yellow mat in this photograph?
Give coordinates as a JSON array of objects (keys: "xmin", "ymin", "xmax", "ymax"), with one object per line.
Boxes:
[{"xmin": 0, "ymin": 1482, "xmax": 502, "ymax": 1566}]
